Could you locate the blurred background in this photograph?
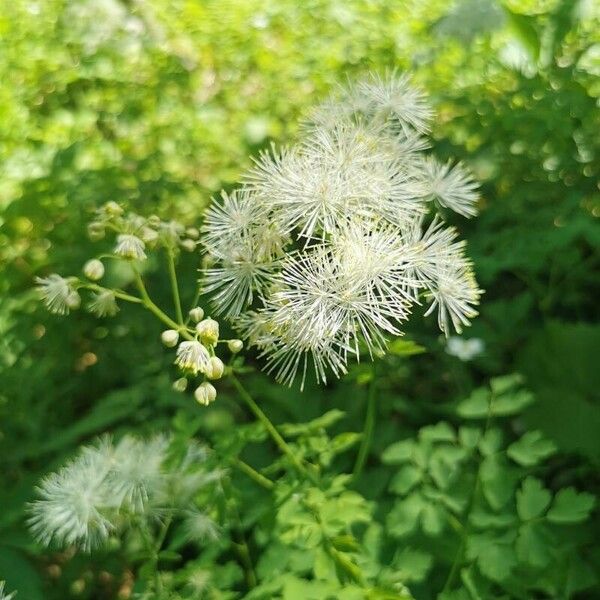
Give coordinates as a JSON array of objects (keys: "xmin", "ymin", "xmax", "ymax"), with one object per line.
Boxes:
[{"xmin": 0, "ymin": 0, "xmax": 598, "ymax": 597}]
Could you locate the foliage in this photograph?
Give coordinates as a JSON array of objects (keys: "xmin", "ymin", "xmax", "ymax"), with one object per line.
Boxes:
[{"xmin": 0, "ymin": 0, "xmax": 598, "ymax": 598}]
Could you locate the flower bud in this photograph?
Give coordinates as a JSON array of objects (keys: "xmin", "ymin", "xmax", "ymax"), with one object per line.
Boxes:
[
  {"xmin": 104, "ymin": 201, "xmax": 123, "ymax": 216},
  {"xmin": 172, "ymin": 377, "xmax": 188, "ymax": 392},
  {"xmin": 161, "ymin": 329, "xmax": 179, "ymax": 348},
  {"xmin": 181, "ymin": 239, "xmax": 197, "ymax": 252},
  {"xmin": 196, "ymin": 318, "xmax": 219, "ymax": 345},
  {"xmin": 83, "ymin": 259, "xmax": 105, "ymax": 281},
  {"xmin": 189, "ymin": 307, "xmax": 205, "ymax": 322},
  {"xmin": 66, "ymin": 291, "xmax": 81, "ymax": 310},
  {"xmin": 87, "ymin": 222, "xmax": 105, "ymax": 241},
  {"xmin": 147, "ymin": 215, "xmax": 161, "ymax": 228},
  {"xmin": 194, "ymin": 382, "xmax": 217, "ymax": 406},
  {"xmin": 228, "ymin": 339, "xmax": 243, "ymax": 353},
  {"xmin": 186, "ymin": 227, "xmax": 200, "ymax": 240},
  {"xmin": 206, "ymin": 356, "xmax": 225, "ymax": 380}
]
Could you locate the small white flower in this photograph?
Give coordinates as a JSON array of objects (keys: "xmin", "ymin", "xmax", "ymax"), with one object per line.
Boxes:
[
  {"xmin": 175, "ymin": 341, "xmax": 211, "ymax": 375},
  {"xmin": 87, "ymin": 290, "xmax": 119, "ymax": 317},
  {"xmin": 114, "ymin": 234, "xmax": 147, "ymax": 260},
  {"xmin": 195, "ymin": 318, "xmax": 219, "ymax": 345},
  {"xmin": 183, "ymin": 510, "xmax": 220, "ymax": 543},
  {"xmin": 36, "ymin": 274, "xmax": 80, "ymax": 315},
  {"xmin": 446, "ymin": 336, "xmax": 485, "ymax": 361},
  {"xmin": 420, "ymin": 157, "xmax": 480, "ymax": 217},
  {"xmin": 28, "ymin": 445, "xmax": 115, "ymax": 550}
]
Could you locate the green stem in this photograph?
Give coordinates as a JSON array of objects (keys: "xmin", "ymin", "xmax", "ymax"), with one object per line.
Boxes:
[
  {"xmin": 132, "ymin": 267, "xmax": 192, "ymax": 338},
  {"xmin": 229, "ymin": 373, "xmax": 318, "ymax": 484},
  {"xmin": 231, "ymin": 457, "xmax": 275, "ymax": 490},
  {"xmin": 184, "ymin": 283, "xmax": 203, "ymax": 326},
  {"xmin": 442, "ymin": 388, "xmax": 495, "ymax": 592},
  {"xmin": 223, "ymin": 479, "xmax": 257, "ymax": 589},
  {"xmin": 353, "ymin": 362, "xmax": 377, "ymax": 479},
  {"xmin": 166, "ymin": 250, "xmax": 184, "ymax": 325}
]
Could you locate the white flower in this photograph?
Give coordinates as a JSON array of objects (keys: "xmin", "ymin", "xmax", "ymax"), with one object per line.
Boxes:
[
  {"xmin": 419, "ymin": 157, "xmax": 480, "ymax": 217},
  {"xmin": 109, "ymin": 435, "xmax": 168, "ymax": 513},
  {"xmin": 36, "ymin": 274, "xmax": 80, "ymax": 315},
  {"xmin": 201, "ymin": 73, "xmax": 482, "ymax": 387},
  {"xmin": 28, "ymin": 443, "xmax": 115, "ymax": 550},
  {"xmin": 205, "ymin": 356, "xmax": 225, "ymax": 380},
  {"xmin": 175, "ymin": 341, "xmax": 211, "ymax": 375},
  {"xmin": 183, "ymin": 510, "xmax": 220, "ymax": 543},
  {"xmin": 114, "ymin": 234, "xmax": 147, "ymax": 260},
  {"xmin": 195, "ymin": 318, "xmax": 219, "ymax": 345},
  {"xmin": 87, "ymin": 289, "xmax": 119, "ymax": 317},
  {"xmin": 446, "ymin": 336, "xmax": 485, "ymax": 361}
]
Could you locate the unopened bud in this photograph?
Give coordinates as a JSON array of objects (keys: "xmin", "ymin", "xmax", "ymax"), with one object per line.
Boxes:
[
  {"xmin": 87, "ymin": 222, "xmax": 105, "ymax": 241},
  {"xmin": 161, "ymin": 329, "xmax": 179, "ymax": 347},
  {"xmin": 194, "ymin": 382, "xmax": 217, "ymax": 406},
  {"xmin": 104, "ymin": 201, "xmax": 123, "ymax": 216},
  {"xmin": 186, "ymin": 227, "xmax": 200, "ymax": 240},
  {"xmin": 83, "ymin": 259, "xmax": 105, "ymax": 281},
  {"xmin": 173, "ymin": 377, "xmax": 188, "ymax": 392},
  {"xmin": 196, "ymin": 318, "xmax": 219, "ymax": 345},
  {"xmin": 181, "ymin": 239, "xmax": 197, "ymax": 252},
  {"xmin": 206, "ymin": 356, "xmax": 225, "ymax": 380},
  {"xmin": 147, "ymin": 215, "xmax": 161, "ymax": 228},
  {"xmin": 189, "ymin": 307, "xmax": 205, "ymax": 322},
  {"xmin": 228, "ymin": 339, "xmax": 243, "ymax": 353}
]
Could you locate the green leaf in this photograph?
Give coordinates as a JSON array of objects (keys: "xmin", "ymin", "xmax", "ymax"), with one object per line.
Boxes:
[
  {"xmin": 381, "ymin": 439, "xmax": 415, "ymax": 465},
  {"xmin": 280, "ymin": 409, "xmax": 345, "ymax": 437},
  {"xmin": 388, "ymin": 338, "xmax": 426, "ymax": 356},
  {"xmin": 490, "ymin": 373, "xmax": 524, "ymax": 395},
  {"xmin": 466, "ymin": 531, "xmax": 517, "ymax": 582},
  {"xmin": 480, "ymin": 455, "xmax": 516, "ymax": 511},
  {"xmin": 419, "ymin": 421, "xmax": 456, "ymax": 443},
  {"xmin": 459, "ymin": 426, "xmax": 481, "ymax": 449},
  {"xmin": 389, "ymin": 464, "xmax": 422, "ymax": 495},
  {"xmin": 470, "ymin": 509, "xmax": 517, "ymax": 529},
  {"xmin": 516, "ymin": 522, "xmax": 554, "ymax": 568},
  {"xmin": 387, "ymin": 493, "xmax": 425, "ymax": 538},
  {"xmin": 507, "ymin": 431, "xmax": 557, "ymax": 467},
  {"xmin": 393, "ymin": 548, "xmax": 433, "ymax": 582},
  {"xmin": 457, "ymin": 387, "xmax": 490, "ymax": 418},
  {"xmin": 478, "ymin": 428, "xmax": 503, "ymax": 456},
  {"xmin": 516, "ymin": 477, "xmax": 551, "ymax": 520},
  {"xmin": 421, "ymin": 503, "xmax": 446, "ymax": 536},
  {"xmin": 492, "ymin": 389, "xmax": 535, "ymax": 416},
  {"xmin": 547, "ymin": 487, "xmax": 596, "ymax": 524}
]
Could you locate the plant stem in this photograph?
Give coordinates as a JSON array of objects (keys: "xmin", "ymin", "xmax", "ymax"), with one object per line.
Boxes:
[
  {"xmin": 229, "ymin": 373, "xmax": 318, "ymax": 484},
  {"xmin": 132, "ymin": 266, "xmax": 192, "ymax": 338},
  {"xmin": 353, "ymin": 362, "xmax": 377, "ymax": 479},
  {"xmin": 184, "ymin": 283, "xmax": 203, "ymax": 326},
  {"xmin": 442, "ymin": 388, "xmax": 495, "ymax": 592},
  {"xmin": 231, "ymin": 457, "xmax": 275, "ymax": 490},
  {"xmin": 166, "ymin": 249, "xmax": 184, "ymax": 325}
]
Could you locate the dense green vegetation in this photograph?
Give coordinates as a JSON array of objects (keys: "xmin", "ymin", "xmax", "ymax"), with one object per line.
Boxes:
[{"xmin": 1, "ymin": 0, "xmax": 598, "ymax": 598}]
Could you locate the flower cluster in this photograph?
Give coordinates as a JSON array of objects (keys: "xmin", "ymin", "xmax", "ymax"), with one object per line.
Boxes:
[
  {"xmin": 165, "ymin": 308, "xmax": 243, "ymax": 407},
  {"xmin": 202, "ymin": 73, "xmax": 483, "ymax": 388},
  {"xmin": 28, "ymin": 435, "xmax": 221, "ymax": 551},
  {"xmin": 88, "ymin": 201, "xmax": 199, "ymax": 258}
]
